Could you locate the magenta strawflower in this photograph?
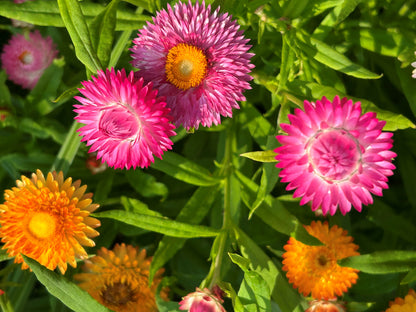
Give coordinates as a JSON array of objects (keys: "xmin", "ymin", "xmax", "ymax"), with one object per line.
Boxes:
[
  {"xmin": 179, "ymin": 287, "xmax": 226, "ymax": 312},
  {"xmin": 130, "ymin": 0, "xmax": 254, "ymax": 130},
  {"xmin": 275, "ymin": 96, "xmax": 397, "ymax": 215},
  {"xmin": 74, "ymin": 68, "xmax": 176, "ymax": 170},
  {"xmin": 1, "ymin": 30, "xmax": 57, "ymax": 89}
]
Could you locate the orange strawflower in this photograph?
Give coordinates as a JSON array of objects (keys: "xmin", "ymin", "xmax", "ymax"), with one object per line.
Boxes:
[
  {"xmin": 74, "ymin": 243, "xmax": 168, "ymax": 312},
  {"xmin": 282, "ymin": 220, "xmax": 359, "ymax": 300},
  {"xmin": 0, "ymin": 170, "xmax": 100, "ymax": 274},
  {"xmin": 384, "ymin": 289, "xmax": 416, "ymax": 312}
]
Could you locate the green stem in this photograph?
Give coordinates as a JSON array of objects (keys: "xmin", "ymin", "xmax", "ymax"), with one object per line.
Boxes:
[{"xmin": 50, "ymin": 120, "xmax": 82, "ymax": 174}]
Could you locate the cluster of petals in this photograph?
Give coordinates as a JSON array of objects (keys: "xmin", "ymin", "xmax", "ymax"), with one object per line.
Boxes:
[
  {"xmin": 74, "ymin": 243, "xmax": 167, "ymax": 312},
  {"xmin": 275, "ymin": 95, "xmax": 397, "ymax": 215},
  {"xmin": 74, "ymin": 68, "xmax": 176, "ymax": 169},
  {"xmin": 0, "ymin": 170, "xmax": 100, "ymax": 274},
  {"xmin": 384, "ymin": 289, "xmax": 416, "ymax": 312},
  {"xmin": 1, "ymin": 30, "xmax": 57, "ymax": 89},
  {"xmin": 282, "ymin": 221, "xmax": 359, "ymax": 300},
  {"xmin": 179, "ymin": 286, "xmax": 226, "ymax": 312},
  {"xmin": 130, "ymin": 0, "xmax": 254, "ymax": 130}
]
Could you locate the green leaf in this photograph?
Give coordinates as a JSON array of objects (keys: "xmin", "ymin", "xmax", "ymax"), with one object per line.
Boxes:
[
  {"xmin": 94, "ymin": 210, "xmax": 219, "ymax": 238},
  {"xmin": 0, "ymin": 249, "xmax": 12, "ymax": 263},
  {"xmin": 152, "ymin": 151, "xmax": 222, "ymax": 186},
  {"xmin": 232, "ymin": 227, "xmax": 279, "ymax": 295},
  {"xmin": 0, "ymin": 1, "xmax": 150, "ymax": 31},
  {"xmin": 401, "ymin": 268, "xmax": 416, "ymax": 285},
  {"xmin": 23, "ymin": 256, "xmax": 111, "ymax": 312},
  {"xmin": 230, "ymin": 253, "xmax": 271, "ymax": 312},
  {"xmin": 336, "ymin": 0, "xmax": 363, "ymax": 24},
  {"xmin": 235, "ymin": 170, "xmax": 321, "ymax": 246},
  {"xmin": 28, "ymin": 58, "xmax": 65, "ymax": 115},
  {"xmin": 240, "ymin": 150, "xmax": 277, "ymax": 163},
  {"xmin": 51, "ymin": 121, "xmax": 82, "ymax": 174},
  {"xmin": 295, "ymin": 29, "xmax": 381, "ymax": 79},
  {"xmin": 150, "ymin": 184, "xmax": 221, "ymax": 282},
  {"xmin": 121, "ymin": 196, "xmax": 162, "ymax": 216},
  {"xmin": 89, "ymin": 0, "xmax": 120, "ymax": 68},
  {"xmin": 239, "ymin": 103, "xmax": 274, "ymax": 150},
  {"xmin": 344, "ymin": 27, "xmax": 415, "ymax": 58},
  {"xmin": 57, "ymin": 0, "xmax": 102, "ymax": 73},
  {"xmin": 339, "ymin": 251, "xmax": 416, "ymax": 274}
]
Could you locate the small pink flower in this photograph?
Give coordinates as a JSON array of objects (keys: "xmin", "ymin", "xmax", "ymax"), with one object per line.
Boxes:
[
  {"xmin": 275, "ymin": 96, "xmax": 397, "ymax": 215},
  {"xmin": 1, "ymin": 30, "xmax": 57, "ymax": 89},
  {"xmin": 179, "ymin": 287, "xmax": 226, "ymax": 312},
  {"xmin": 131, "ymin": 0, "xmax": 254, "ymax": 130},
  {"xmin": 306, "ymin": 299, "xmax": 346, "ymax": 312},
  {"xmin": 74, "ymin": 68, "xmax": 176, "ymax": 169},
  {"xmin": 14, "ymin": 0, "xmax": 33, "ymax": 3}
]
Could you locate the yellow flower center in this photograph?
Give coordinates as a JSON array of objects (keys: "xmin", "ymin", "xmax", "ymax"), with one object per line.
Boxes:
[
  {"xmin": 165, "ymin": 43, "xmax": 207, "ymax": 90},
  {"xmin": 28, "ymin": 212, "xmax": 56, "ymax": 239}
]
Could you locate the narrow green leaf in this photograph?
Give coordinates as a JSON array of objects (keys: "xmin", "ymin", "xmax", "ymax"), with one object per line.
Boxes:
[
  {"xmin": 401, "ymin": 268, "xmax": 416, "ymax": 285},
  {"xmin": 121, "ymin": 196, "xmax": 162, "ymax": 216},
  {"xmin": 339, "ymin": 251, "xmax": 416, "ymax": 274},
  {"xmin": 150, "ymin": 184, "xmax": 221, "ymax": 282},
  {"xmin": 0, "ymin": 250, "xmax": 12, "ymax": 263},
  {"xmin": 0, "ymin": 1, "xmax": 150, "ymax": 30},
  {"xmin": 23, "ymin": 256, "xmax": 111, "ymax": 312},
  {"xmin": 344, "ymin": 28, "xmax": 415, "ymax": 58},
  {"xmin": 152, "ymin": 151, "xmax": 222, "ymax": 186},
  {"xmin": 295, "ymin": 29, "xmax": 381, "ymax": 79},
  {"xmin": 89, "ymin": 0, "xmax": 120, "ymax": 68},
  {"xmin": 232, "ymin": 227, "xmax": 279, "ymax": 295},
  {"xmin": 239, "ymin": 103, "xmax": 274, "ymax": 150},
  {"xmin": 397, "ymin": 61, "xmax": 416, "ymax": 119},
  {"xmin": 336, "ymin": 0, "xmax": 362, "ymax": 24},
  {"xmin": 125, "ymin": 170, "xmax": 168, "ymax": 198},
  {"xmin": 230, "ymin": 253, "xmax": 271, "ymax": 312},
  {"xmin": 235, "ymin": 170, "xmax": 322, "ymax": 246},
  {"xmin": 285, "ymin": 80, "xmax": 415, "ymax": 131},
  {"xmin": 57, "ymin": 0, "xmax": 102, "ymax": 73},
  {"xmin": 240, "ymin": 150, "xmax": 277, "ymax": 163},
  {"xmin": 109, "ymin": 30, "xmax": 133, "ymax": 68},
  {"xmin": 51, "ymin": 121, "xmax": 82, "ymax": 174},
  {"xmin": 94, "ymin": 210, "xmax": 219, "ymax": 238}
]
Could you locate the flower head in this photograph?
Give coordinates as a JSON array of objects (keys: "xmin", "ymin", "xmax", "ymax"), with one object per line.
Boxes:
[
  {"xmin": 14, "ymin": 0, "xmax": 33, "ymax": 3},
  {"xmin": 306, "ymin": 299, "xmax": 346, "ymax": 312},
  {"xmin": 1, "ymin": 30, "xmax": 58, "ymax": 89},
  {"xmin": 384, "ymin": 289, "xmax": 416, "ymax": 312},
  {"xmin": 179, "ymin": 286, "xmax": 226, "ymax": 312},
  {"xmin": 130, "ymin": 0, "xmax": 254, "ymax": 130},
  {"xmin": 0, "ymin": 170, "xmax": 100, "ymax": 274},
  {"xmin": 74, "ymin": 68, "xmax": 176, "ymax": 169},
  {"xmin": 282, "ymin": 221, "xmax": 359, "ymax": 300},
  {"xmin": 275, "ymin": 95, "xmax": 396, "ymax": 215},
  {"xmin": 74, "ymin": 243, "xmax": 168, "ymax": 312}
]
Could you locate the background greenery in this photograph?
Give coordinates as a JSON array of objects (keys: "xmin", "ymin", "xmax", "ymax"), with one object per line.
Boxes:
[{"xmin": 0, "ymin": 0, "xmax": 416, "ymax": 311}]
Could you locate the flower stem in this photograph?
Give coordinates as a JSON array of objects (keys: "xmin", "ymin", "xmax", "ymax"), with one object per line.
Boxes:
[{"xmin": 0, "ymin": 293, "xmax": 14, "ymax": 312}]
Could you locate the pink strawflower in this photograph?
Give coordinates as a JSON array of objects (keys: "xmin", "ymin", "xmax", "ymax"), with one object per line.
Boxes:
[
  {"xmin": 306, "ymin": 299, "xmax": 346, "ymax": 312},
  {"xmin": 14, "ymin": 0, "xmax": 33, "ymax": 3},
  {"xmin": 130, "ymin": 0, "xmax": 254, "ymax": 130},
  {"xmin": 179, "ymin": 287, "xmax": 226, "ymax": 312},
  {"xmin": 275, "ymin": 96, "xmax": 397, "ymax": 215},
  {"xmin": 74, "ymin": 68, "xmax": 176, "ymax": 169},
  {"xmin": 1, "ymin": 30, "xmax": 57, "ymax": 89}
]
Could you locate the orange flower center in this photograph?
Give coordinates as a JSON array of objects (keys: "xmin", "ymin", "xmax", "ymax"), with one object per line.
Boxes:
[
  {"xmin": 165, "ymin": 43, "xmax": 207, "ymax": 90},
  {"xmin": 28, "ymin": 212, "xmax": 57, "ymax": 239}
]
